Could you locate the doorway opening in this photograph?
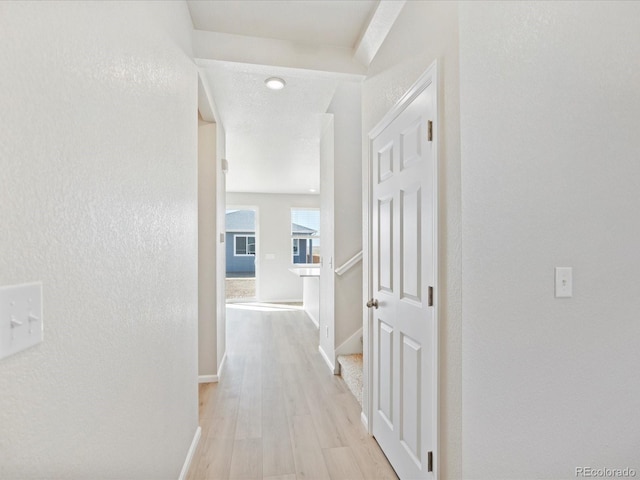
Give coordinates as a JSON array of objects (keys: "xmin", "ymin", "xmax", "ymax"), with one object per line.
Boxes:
[{"xmin": 225, "ymin": 207, "xmax": 258, "ymax": 302}]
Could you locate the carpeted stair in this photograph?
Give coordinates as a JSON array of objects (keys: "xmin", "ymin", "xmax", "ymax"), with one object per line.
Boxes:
[{"xmin": 337, "ymin": 353, "xmax": 363, "ymax": 407}]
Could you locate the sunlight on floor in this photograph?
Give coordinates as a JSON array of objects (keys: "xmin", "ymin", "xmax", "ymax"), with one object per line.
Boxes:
[{"xmin": 226, "ymin": 302, "xmax": 304, "ymax": 312}]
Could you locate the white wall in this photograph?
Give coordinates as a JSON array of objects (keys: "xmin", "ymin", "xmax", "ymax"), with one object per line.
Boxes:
[
  {"xmin": 330, "ymin": 82, "xmax": 363, "ymax": 351},
  {"xmin": 216, "ymin": 123, "xmax": 227, "ymax": 373},
  {"xmin": 198, "ymin": 119, "xmax": 217, "ymax": 377},
  {"xmin": 319, "ymin": 82, "xmax": 364, "ymax": 370},
  {"xmin": 198, "ymin": 116, "xmax": 227, "ymax": 380},
  {"xmin": 319, "ymin": 115, "xmax": 336, "ymax": 363},
  {"xmin": 303, "ymin": 277, "xmax": 320, "ymax": 327},
  {"xmin": 226, "ymin": 192, "xmax": 320, "ymax": 303},
  {"xmin": 0, "ymin": 1, "xmax": 198, "ymax": 478},
  {"xmin": 460, "ymin": 2, "xmax": 640, "ymax": 477},
  {"xmin": 362, "ymin": 2, "xmax": 462, "ymax": 478}
]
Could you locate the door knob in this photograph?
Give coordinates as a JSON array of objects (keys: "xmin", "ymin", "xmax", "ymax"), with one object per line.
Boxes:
[{"xmin": 366, "ymin": 298, "xmax": 379, "ymax": 309}]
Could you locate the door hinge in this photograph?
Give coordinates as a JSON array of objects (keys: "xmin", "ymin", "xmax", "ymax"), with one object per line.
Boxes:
[
  {"xmin": 428, "ymin": 286, "xmax": 434, "ymax": 307},
  {"xmin": 427, "ymin": 120, "xmax": 433, "ymax": 142},
  {"xmin": 427, "ymin": 451, "xmax": 433, "ymax": 472}
]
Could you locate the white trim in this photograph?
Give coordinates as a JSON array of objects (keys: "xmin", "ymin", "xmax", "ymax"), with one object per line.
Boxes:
[
  {"xmin": 217, "ymin": 352, "xmax": 227, "ymax": 380},
  {"xmin": 335, "ymin": 327, "xmax": 363, "ymax": 356},
  {"xmin": 178, "ymin": 426, "xmax": 201, "ymax": 480},
  {"xmin": 197, "ymin": 69, "xmax": 223, "ymax": 125},
  {"xmin": 198, "ymin": 375, "xmax": 217, "ymax": 384},
  {"xmin": 334, "ymin": 250, "xmax": 363, "ymax": 276},
  {"xmin": 197, "ymin": 75, "xmax": 216, "ymax": 123},
  {"xmin": 306, "ymin": 310, "xmax": 319, "ymax": 328},
  {"xmin": 362, "ymin": 79, "xmax": 374, "ymax": 435},
  {"xmin": 354, "ymin": 0, "xmax": 407, "ymax": 67},
  {"xmin": 431, "ymin": 63, "xmax": 441, "ymax": 480},
  {"xmin": 225, "ymin": 297, "xmax": 258, "ymax": 304},
  {"xmin": 368, "ymin": 62, "xmax": 438, "ymax": 140},
  {"xmin": 193, "ymin": 31, "xmax": 367, "ymax": 78},
  {"xmin": 364, "ymin": 60, "xmax": 440, "ymax": 475},
  {"xmin": 318, "ymin": 345, "xmax": 336, "ymax": 373},
  {"xmin": 250, "ymin": 298, "xmax": 302, "ymax": 304},
  {"xmin": 360, "ymin": 411, "xmax": 369, "ymax": 430},
  {"xmin": 198, "ymin": 352, "xmax": 227, "ymax": 384}
]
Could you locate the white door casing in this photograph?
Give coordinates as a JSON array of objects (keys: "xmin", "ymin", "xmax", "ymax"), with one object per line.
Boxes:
[{"xmin": 367, "ymin": 64, "xmax": 438, "ymax": 480}]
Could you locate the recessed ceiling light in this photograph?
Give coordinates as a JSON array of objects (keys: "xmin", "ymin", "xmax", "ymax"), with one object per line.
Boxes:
[
  {"xmin": 265, "ymin": 77, "xmax": 286, "ymax": 90},
  {"xmin": 309, "ymin": 189, "xmax": 317, "ymax": 193}
]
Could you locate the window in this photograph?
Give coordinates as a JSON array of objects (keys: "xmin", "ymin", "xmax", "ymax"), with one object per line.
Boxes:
[
  {"xmin": 291, "ymin": 208, "xmax": 320, "ymax": 264},
  {"xmin": 234, "ymin": 235, "xmax": 255, "ymax": 256}
]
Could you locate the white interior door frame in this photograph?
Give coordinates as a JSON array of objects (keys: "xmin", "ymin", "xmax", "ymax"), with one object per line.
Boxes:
[{"xmin": 362, "ymin": 61, "xmax": 439, "ymax": 477}]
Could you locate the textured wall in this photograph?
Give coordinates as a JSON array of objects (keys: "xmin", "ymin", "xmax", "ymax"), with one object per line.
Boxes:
[
  {"xmin": 0, "ymin": 2, "xmax": 199, "ymax": 477},
  {"xmin": 362, "ymin": 2, "xmax": 462, "ymax": 478},
  {"xmin": 460, "ymin": 2, "xmax": 640, "ymax": 477}
]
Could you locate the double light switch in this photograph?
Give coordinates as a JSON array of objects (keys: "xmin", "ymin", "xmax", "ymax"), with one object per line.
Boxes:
[{"xmin": 0, "ymin": 282, "xmax": 43, "ymax": 361}]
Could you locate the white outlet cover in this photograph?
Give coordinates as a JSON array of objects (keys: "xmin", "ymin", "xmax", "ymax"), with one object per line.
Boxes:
[{"xmin": 0, "ymin": 282, "xmax": 43, "ymax": 360}]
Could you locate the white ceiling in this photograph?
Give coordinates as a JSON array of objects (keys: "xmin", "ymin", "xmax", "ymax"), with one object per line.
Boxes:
[
  {"xmin": 187, "ymin": 0, "xmax": 377, "ymax": 49},
  {"xmin": 187, "ymin": 0, "xmax": 388, "ymax": 194},
  {"xmin": 200, "ymin": 62, "xmax": 339, "ymax": 194}
]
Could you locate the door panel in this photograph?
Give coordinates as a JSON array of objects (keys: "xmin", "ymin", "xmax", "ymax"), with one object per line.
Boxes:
[
  {"xmin": 378, "ymin": 197, "xmax": 394, "ymax": 293},
  {"xmin": 371, "ymin": 83, "xmax": 435, "ymax": 480},
  {"xmin": 400, "ymin": 334, "xmax": 421, "ymax": 467},
  {"xmin": 400, "ymin": 186, "xmax": 422, "ymax": 303},
  {"xmin": 400, "ymin": 119, "xmax": 422, "ymax": 170},
  {"xmin": 378, "ymin": 142, "xmax": 394, "ymax": 183},
  {"xmin": 377, "ymin": 319, "xmax": 394, "ymax": 428}
]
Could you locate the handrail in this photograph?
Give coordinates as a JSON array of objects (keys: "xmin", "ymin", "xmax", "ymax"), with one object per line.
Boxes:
[{"xmin": 334, "ymin": 250, "xmax": 363, "ymax": 276}]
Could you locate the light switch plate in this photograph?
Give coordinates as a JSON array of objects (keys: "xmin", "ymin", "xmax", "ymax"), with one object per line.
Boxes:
[
  {"xmin": 0, "ymin": 282, "xmax": 43, "ymax": 360},
  {"xmin": 555, "ymin": 267, "xmax": 573, "ymax": 298}
]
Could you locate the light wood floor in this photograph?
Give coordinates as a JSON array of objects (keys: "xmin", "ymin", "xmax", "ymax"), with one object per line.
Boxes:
[{"xmin": 187, "ymin": 303, "xmax": 398, "ymax": 480}]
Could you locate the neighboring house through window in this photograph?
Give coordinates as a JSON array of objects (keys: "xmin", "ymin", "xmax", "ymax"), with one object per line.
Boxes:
[
  {"xmin": 234, "ymin": 234, "xmax": 255, "ymax": 256},
  {"xmin": 291, "ymin": 208, "xmax": 320, "ymax": 264},
  {"xmin": 226, "ymin": 209, "xmax": 257, "ymax": 277}
]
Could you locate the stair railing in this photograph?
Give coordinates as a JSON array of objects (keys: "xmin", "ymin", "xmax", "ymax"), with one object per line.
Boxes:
[{"xmin": 334, "ymin": 250, "xmax": 363, "ymax": 276}]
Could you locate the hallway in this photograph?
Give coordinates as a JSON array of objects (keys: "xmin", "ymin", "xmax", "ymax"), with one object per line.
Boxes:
[{"xmin": 187, "ymin": 304, "xmax": 398, "ymax": 479}]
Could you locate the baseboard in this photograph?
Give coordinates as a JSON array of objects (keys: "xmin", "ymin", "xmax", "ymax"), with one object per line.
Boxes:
[
  {"xmin": 217, "ymin": 352, "xmax": 227, "ymax": 380},
  {"xmin": 178, "ymin": 426, "xmax": 201, "ymax": 480},
  {"xmin": 361, "ymin": 411, "xmax": 368, "ymax": 430},
  {"xmin": 318, "ymin": 345, "xmax": 337, "ymax": 374},
  {"xmin": 306, "ymin": 311, "xmax": 319, "ymax": 328},
  {"xmin": 225, "ymin": 297, "xmax": 257, "ymax": 304},
  {"xmin": 335, "ymin": 327, "xmax": 363, "ymax": 356},
  {"xmin": 254, "ymin": 297, "xmax": 303, "ymax": 304},
  {"xmin": 198, "ymin": 375, "xmax": 217, "ymax": 383},
  {"xmin": 198, "ymin": 352, "xmax": 227, "ymax": 384}
]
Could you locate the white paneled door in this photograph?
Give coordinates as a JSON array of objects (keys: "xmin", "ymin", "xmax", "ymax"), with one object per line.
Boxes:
[{"xmin": 370, "ymin": 74, "xmax": 437, "ymax": 480}]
